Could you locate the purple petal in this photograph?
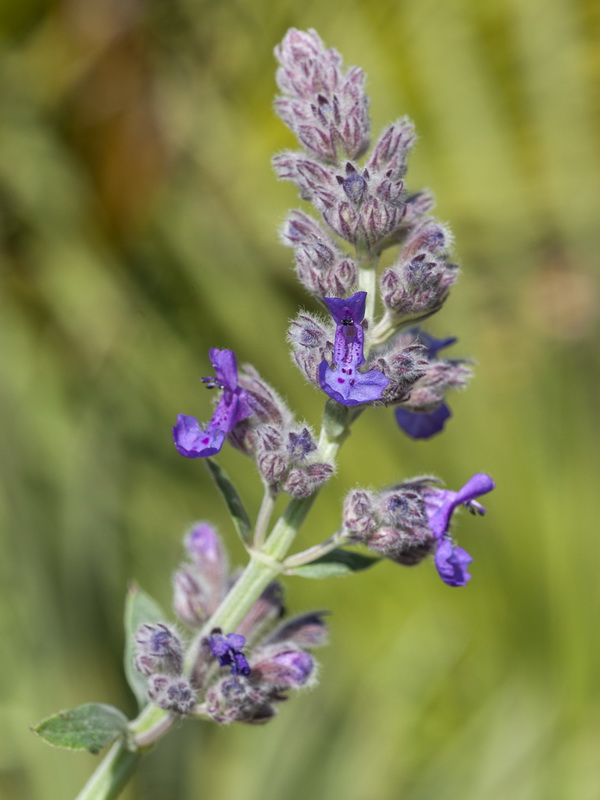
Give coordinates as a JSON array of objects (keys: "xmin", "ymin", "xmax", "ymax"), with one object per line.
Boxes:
[
  {"xmin": 434, "ymin": 539, "xmax": 473, "ymax": 586},
  {"xmin": 414, "ymin": 331, "xmax": 457, "ymax": 359},
  {"xmin": 210, "ymin": 392, "xmax": 252, "ymax": 434},
  {"xmin": 208, "ymin": 348, "xmax": 239, "ymax": 391},
  {"xmin": 319, "ymin": 360, "xmax": 389, "ymax": 406},
  {"xmin": 323, "ymin": 291, "xmax": 367, "ymax": 324},
  {"xmin": 454, "ymin": 473, "xmax": 495, "ymax": 505},
  {"xmin": 395, "ymin": 403, "xmax": 451, "ymax": 439},
  {"xmin": 225, "ymin": 633, "xmax": 246, "ymax": 650},
  {"xmin": 425, "ymin": 473, "xmax": 495, "ymax": 539},
  {"xmin": 173, "ymin": 414, "xmax": 226, "ymax": 458}
]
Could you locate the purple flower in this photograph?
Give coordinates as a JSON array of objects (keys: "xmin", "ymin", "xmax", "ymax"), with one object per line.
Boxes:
[
  {"xmin": 318, "ymin": 291, "xmax": 389, "ymax": 406},
  {"xmin": 423, "ymin": 473, "xmax": 495, "ymax": 587},
  {"xmin": 434, "ymin": 540, "xmax": 473, "ymax": 587},
  {"xmin": 208, "ymin": 632, "xmax": 251, "ymax": 676},
  {"xmin": 173, "ymin": 349, "xmax": 252, "ymax": 458},
  {"xmin": 394, "ymin": 332, "xmax": 457, "ymax": 439}
]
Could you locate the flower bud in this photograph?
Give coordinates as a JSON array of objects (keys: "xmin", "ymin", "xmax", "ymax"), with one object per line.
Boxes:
[
  {"xmin": 287, "ymin": 427, "xmax": 317, "ymax": 461},
  {"xmin": 172, "ymin": 568, "xmax": 210, "ymax": 628},
  {"xmin": 204, "ymin": 675, "xmax": 275, "ymax": 725},
  {"xmin": 258, "ymin": 450, "xmax": 289, "ymax": 485},
  {"xmin": 283, "ymin": 462, "xmax": 333, "ymax": 498},
  {"xmin": 366, "ymin": 117, "xmax": 416, "ymax": 179},
  {"xmin": 134, "ymin": 623, "xmax": 184, "ymax": 676},
  {"xmin": 250, "ymin": 645, "xmax": 315, "ymax": 690},
  {"xmin": 369, "ymin": 341, "xmax": 429, "ymax": 405},
  {"xmin": 148, "ymin": 674, "xmax": 196, "ymax": 715},
  {"xmin": 287, "ymin": 313, "xmax": 333, "ymax": 386},
  {"xmin": 184, "ymin": 522, "xmax": 228, "ymax": 607},
  {"xmin": 343, "ymin": 489, "xmax": 377, "ymax": 538}
]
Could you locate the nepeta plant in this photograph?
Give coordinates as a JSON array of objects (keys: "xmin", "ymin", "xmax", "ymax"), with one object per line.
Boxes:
[{"xmin": 33, "ymin": 29, "xmax": 495, "ymax": 799}]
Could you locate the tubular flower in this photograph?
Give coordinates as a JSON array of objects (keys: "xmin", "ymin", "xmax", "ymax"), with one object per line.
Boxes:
[
  {"xmin": 173, "ymin": 349, "xmax": 252, "ymax": 458},
  {"xmin": 318, "ymin": 291, "xmax": 389, "ymax": 406},
  {"xmin": 394, "ymin": 331, "xmax": 458, "ymax": 439},
  {"xmin": 423, "ymin": 472, "xmax": 495, "ymax": 586}
]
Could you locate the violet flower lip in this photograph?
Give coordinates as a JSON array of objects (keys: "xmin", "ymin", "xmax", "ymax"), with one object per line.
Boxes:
[
  {"xmin": 318, "ymin": 291, "xmax": 389, "ymax": 406},
  {"xmin": 173, "ymin": 348, "xmax": 252, "ymax": 458}
]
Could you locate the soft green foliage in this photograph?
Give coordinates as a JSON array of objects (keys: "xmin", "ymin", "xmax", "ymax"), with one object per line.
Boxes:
[
  {"xmin": 1, "ymin": 0, "xmax": 599, "ymax": 798},
  {"xmin": 288, "ymin": 549, "xmax": 380, "ymax": 579},
  {"xmin": 32, "ymin": 704, "xmax": 128, "ymax": 755}
]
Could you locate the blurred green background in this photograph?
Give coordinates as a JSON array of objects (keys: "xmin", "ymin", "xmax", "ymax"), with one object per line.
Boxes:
[{"xmin": 1, "ymin": 0, "xmax": 599, "ymax": 797}]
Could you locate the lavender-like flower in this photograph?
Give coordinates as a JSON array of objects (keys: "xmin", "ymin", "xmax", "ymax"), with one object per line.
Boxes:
[
  {"xmin": 346, "ymin": 473, "xmax": 494, "ymax": 587},
  {"xmin": 394, "ymin": 332, "xmax": 457, "ymax": 439},
  {"xmin": 274, "ymin": 28, "xmax": 370, "ymax": 164},
  {"xmin": 424, "ymin": 472, "xmax": 495, "ymax": 587},
  {"xmin": 318, "ymin": 291, "xmax": 389, "ymax": 406},
  {"xmin": 208, "ymin": 632, "xmax": 251, "ymax": 676},
  {"xmin": 173, "ymin": 348, "xmax": 252, "ymax": 458}
]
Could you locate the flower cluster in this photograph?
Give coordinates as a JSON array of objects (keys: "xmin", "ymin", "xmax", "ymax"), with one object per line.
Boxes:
[
  {"xmin": 343, "ymin": 473, "xmax": 495, "ymax": 586},
  {"xmin": 134, "ymin": 524, "xmax": 328, "ymax": 724}
]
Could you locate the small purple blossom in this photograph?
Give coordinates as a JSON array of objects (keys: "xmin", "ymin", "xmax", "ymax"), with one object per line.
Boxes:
[
  {"xmin": 173, "ymin": 349, "xmax": 252, "ymax": 458},
  {"xmin": 208, "ymin": 632, "xmax": 251, "ymax": 676},
  {"xmin": 424, "ymin": 473, "xmax": 495, "ymax": 587},
  {"xmin": 394, "ymin": 332, "xmax": 457, "ymax": 439},
  {"xmin": 434, "ymin": 539, "xmax": 473, "ymax": 587},
  {"xmin": 318, "ymin": 291, "xmax": 389, "ymax": 406}
]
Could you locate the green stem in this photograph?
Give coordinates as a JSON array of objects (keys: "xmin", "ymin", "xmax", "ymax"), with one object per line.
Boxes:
[
  {"xmin": 74, "ymin": 396, "xmax": 356, "ymax": 799},
  {"xmin": 75, "ymin": 703, "xmax": 170, "ymax": 800},
  {"xmin": 253, "ymin": 485, "xmax": 276, "ymax": 548}
]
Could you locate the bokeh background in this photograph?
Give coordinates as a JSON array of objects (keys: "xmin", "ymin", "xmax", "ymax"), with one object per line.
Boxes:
[{"xmin": 1, "ymin": 0, "xmax": 599, "ymax": 797}]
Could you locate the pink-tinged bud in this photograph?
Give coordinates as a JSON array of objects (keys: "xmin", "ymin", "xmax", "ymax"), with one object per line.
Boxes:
[
  {"xmin": 251, "ymin": 645, "xmax": 315, "ymax": 689},
  {"xmin": 287, "ymin": 313, "xmax": 333, "ymax": 386},
  {"xmin": 134, "ymin": 623, "xmax": 184, "ymax": 676},
  {"xmin": 184, "ymin": 522, "xmax": 228, "ymax": 608},
  {"xmin": 205, "ymin": 675, "xmax": 276, "ymax": 725},
  {"xmin": 274, "ymin": 29, "xmax": 370, "ymax": 163},
  {"xmin": 366, "ymin": 117, "xmax": 416, "ymax": 178},
  {"xmin": 283, "ymin": 462, "xmax": 334, "ymax": 498},
  {"xmin": 148, "ymin": 674, "xmax": 196, "ymax": 715},
  {"xmin": 402, "ymin": 218, "xmax": 453, "ymax": 260},
  {"xmin": 172, "ymin": 567, "xmax": 210, "ymax": 627},
  {"xmin": 237, "ymin": 365, "xmax": 293, "ymax": 428},
  {"xmin": 258, "ymin": 450, "xmax": 288, "ymax": 485},
  {"xmin": 402, "ymin": 360, "xmax": 472, "ymax": 413},
  {"xmin": 369, "ymin": 341, "xmax": 429, "ymax": 405},
  {"xmin": 343, "ymin": 489, "xmax": 377, "ymax": 538},
  {"xmin": 267, "ymin": 611, "xmax": 329, "ymax": 649},
  {"xmin": 380, "ymin": 255, "xmax": 459, "ymax": 319}
]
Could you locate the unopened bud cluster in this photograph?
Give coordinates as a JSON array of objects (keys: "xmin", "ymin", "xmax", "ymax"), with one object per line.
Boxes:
[{"xmin": 134, "ymin": 526, "xmax": 328, "ymax": 723}]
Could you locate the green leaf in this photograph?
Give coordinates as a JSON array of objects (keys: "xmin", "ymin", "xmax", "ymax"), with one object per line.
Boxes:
[
  {"xmin": 32, "ymin": 703, "xmax": 128, "ymax": 754},
  {"xmin": 124, "ymin": 583, "xmax": 167, "ymax": 708},
  {"xmin": 205, "ymin": 457, "xmax": 252, "ymax": 544},
  {"xmin": 288, "ymin": 548, "xmax": 381, "ymax": 579}
]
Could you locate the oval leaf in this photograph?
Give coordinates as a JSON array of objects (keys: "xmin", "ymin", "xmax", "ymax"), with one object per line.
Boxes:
[
  {"xmin": 288, "ymin": 548, "xmax": 381, "ymax": 579},
  {"xmin": 205, "ymin": 458, "xmax": 252, "ymax": 543},
  {"xmin": 32, "ymin": 703, "xmax": 128, "ymax": 754},
  {"xmin": 124, "ymin": 583, "xmax": 167, "ymax": 708}
]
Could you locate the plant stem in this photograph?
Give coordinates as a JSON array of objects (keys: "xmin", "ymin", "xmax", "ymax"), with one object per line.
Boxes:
[
  {"xmin": 75, "ymin": 703, "xmax": 170, "ymax": 800},
  {"xmin": 75, "ymin": 394, "xmax": 356, "ymax": 799},
  {"xmin": 253, "ymin": 485, "xmax": 276, "ymax": 548}
]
